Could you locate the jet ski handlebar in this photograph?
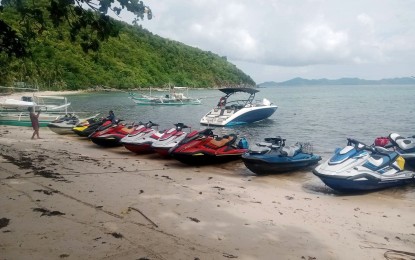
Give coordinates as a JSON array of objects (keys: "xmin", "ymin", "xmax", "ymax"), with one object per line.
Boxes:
[
  {"xmin": 174, "ymin": 123, "xmax": 190, "ymax": 130},
  {"xmin": 264, "ymin": 137, "xmax": 286, "ymax": 146},
  {"xmin": 347, "ymin": 138, "xmax": 371, "ymax": 151},
  {"xmin": 347, "ymin": 138, "xmax": 394, "ymax": 156}
]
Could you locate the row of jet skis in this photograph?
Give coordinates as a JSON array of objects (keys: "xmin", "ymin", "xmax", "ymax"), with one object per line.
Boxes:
[{"xmin": 48, "ymin": 115, "xmax": 415, "ymax": 193}]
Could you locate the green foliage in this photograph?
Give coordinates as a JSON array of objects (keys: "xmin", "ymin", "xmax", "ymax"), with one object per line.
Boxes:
[
  {"xmin": 1, "ymin": 0, "xmax": 152, "ymax": 55},
  {"xmin": 0, "ymin": 1, "xmax": 255, "ymax": 89}
]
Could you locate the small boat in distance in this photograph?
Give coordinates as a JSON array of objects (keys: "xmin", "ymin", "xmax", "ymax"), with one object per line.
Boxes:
[
  {"xmin": 129, "ymin": 86, "xmax": 201, "ymax": 105},
  {"xmin": 200, "ymin": 87, "xmax": 277, "ymax": 126}
]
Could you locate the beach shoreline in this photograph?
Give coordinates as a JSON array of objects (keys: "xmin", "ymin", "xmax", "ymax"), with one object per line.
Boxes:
[
  {"xmin": 0, "ymin": 125, "xmax": 414, "ymax": 259},
  {"xmin": 0, "ymin": 90, "xmax": 85, "ymax": 99}
]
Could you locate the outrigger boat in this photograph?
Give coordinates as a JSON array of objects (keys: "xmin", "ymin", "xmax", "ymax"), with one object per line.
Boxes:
[
  {"xmin": 200, "ymin": 87, "xmax": 277, "ymax": 126},
  {"xmin": 0, "ymin": 95, "xmax": 72, "ymax": 127},
  {"xmin": 129, "ymin": 86, "xmax": 201, "ymax": 105}
]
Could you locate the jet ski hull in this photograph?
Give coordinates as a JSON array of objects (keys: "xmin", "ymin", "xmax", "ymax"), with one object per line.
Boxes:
[
  {"xmin": 313, "ymin": 170, "xmax": 415, "ymax": 192},
  {"xmin": 243, "ymin": 155, "xmax": 321, "ymax": 174},
  {"xmin": 90, "ymin": 136, "xmax": 123, "ymax": 147},
  {"xmin": 313, "ymin": 138, "xmax": 415, "ymax": 192},
  {"xmin": 172, "ymin": 152, "xmax": 244, "ymax": 165},
  {"xmin": 152, "ymin": 147, "xmax": 172, "ymax": 157},
  {"xmin": 120, "ymin": 122, "xmax": 161, "ymax": 154},
  {"xmin": 73, "ymin": 121, "xmax": 107, "ymax": 137},
  {"xmin": 89, "ymin": 121, "xmax": 135, "ymax": 147},
  {"xmin": 123, "ymin": 143, "xmax": 154, "ymax": 154},
  {"xmin": 48, "ymin": 124, "xmax": 76, "ymax": 135}
]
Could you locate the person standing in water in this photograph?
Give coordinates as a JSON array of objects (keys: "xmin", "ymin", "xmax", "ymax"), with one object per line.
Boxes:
[{"xmin": 29, "ymin": 107, "xmax": 41, "ymax": 139}]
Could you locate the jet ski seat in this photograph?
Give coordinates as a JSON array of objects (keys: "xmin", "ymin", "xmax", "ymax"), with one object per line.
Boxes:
[
  {"xmin": 280, "ymin": 145, "xmax": 301, "ymax": 157},
  {"xmin": 363, "ymin": 151, "xmax": 400, "ymax": 171},
  {"xmin": 206, "ymin": 134, "xmax": 237, "ymax": 148},
  {"xmin": 389, "ymin": 133, "xmax": 415, "ymax": 152}
]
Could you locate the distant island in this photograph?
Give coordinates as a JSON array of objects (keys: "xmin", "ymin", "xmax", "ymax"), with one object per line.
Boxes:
[{"xmin": 258, "ymin": 77, "xmax": 415, "ymax": 87}]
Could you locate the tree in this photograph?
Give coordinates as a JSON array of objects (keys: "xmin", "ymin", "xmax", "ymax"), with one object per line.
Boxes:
[{"xmin": 0, "ymin": 0, "xmax": 152, "ymax": 57}]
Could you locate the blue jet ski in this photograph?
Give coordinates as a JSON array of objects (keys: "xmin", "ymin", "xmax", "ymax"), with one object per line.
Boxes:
[
  {"xmin": 313, "ymin": 138, "xmax": 415, "ymax": 192},
  {"xmin": 242, "ymin": 137, "xmax": 322, "ymax": 174}
]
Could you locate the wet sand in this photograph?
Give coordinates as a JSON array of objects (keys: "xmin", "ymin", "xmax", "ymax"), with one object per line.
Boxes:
[{"xmin": 0, "ymin": 125, "xmax": 414, "ymax": 260}]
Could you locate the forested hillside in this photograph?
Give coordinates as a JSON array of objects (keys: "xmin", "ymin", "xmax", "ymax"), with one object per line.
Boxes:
[{"xmin": 0, "ymin": 3, "xmax": 255, "ymax": 90}]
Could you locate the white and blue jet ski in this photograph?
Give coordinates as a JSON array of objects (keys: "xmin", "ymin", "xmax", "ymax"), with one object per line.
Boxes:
[{"xmin": 313, "ymin": 138, "xmax": 415, "ymax": 192}]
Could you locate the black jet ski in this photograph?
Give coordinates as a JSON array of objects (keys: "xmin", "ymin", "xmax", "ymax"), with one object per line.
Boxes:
[{"xmin": 242, "ymin": 137, "xmax": 321, "ymax": 174}]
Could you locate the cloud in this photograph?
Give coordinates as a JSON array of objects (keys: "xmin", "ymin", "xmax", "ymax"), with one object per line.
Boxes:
[{"xmin": 131, "ymin": 0, "xmax": 415, "ymax": 81}]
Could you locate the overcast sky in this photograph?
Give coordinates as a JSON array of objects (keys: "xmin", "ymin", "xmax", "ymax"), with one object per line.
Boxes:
[{"xmin": 120, "ymin": 0, "xmax": 415, "ymax": 83}]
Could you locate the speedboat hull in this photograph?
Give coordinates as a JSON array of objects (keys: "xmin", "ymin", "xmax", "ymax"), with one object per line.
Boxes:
[
  {"xmin": 200, "ymin": 87, "xmax": 278, "ymax": 126},
  {"xmin": 200, "ymin": 106, "xmax": 277, "ymax": 126}
]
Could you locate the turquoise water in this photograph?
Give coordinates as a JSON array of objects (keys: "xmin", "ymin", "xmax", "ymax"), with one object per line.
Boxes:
[{"xmin": 66, "ymin": 84, "xmax": 415, "ymax": 198}]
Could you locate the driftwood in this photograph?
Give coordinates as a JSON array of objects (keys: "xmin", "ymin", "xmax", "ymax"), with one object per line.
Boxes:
[{"xmin": 128, "ymin": 207, "xmax": 158, "ymax": 228}]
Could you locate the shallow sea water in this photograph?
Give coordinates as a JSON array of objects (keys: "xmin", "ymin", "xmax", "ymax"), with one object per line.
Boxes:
[{"xmin": 66, "ymin": 85, "xmax": 415, "ymax": 199}]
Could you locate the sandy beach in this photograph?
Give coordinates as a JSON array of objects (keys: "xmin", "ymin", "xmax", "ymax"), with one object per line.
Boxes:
[{"xmin": 0, "ymin": 125, "xmax": 414, "ymax": 260}]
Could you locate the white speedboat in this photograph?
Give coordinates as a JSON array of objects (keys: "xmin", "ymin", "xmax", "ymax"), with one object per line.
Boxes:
[{"xmin": 200, "ymin": 88, "xmax": 278, "ymax": 126}]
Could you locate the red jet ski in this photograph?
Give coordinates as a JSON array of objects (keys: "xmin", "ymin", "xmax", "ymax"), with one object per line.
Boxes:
[
  {"xmin": 89, "ymin": 120, "xmax": 136, "ymax": 147},
  {"xmin": 120, "ymin": 121, "xmax": 163, "ymax": 154},
  {"xmin": 151, "ymin": 123, "xmax": 191, "ymax": 157},
  {"xmin": 170, "ymin": 129, "xmax": 249, "ymax": 165}
]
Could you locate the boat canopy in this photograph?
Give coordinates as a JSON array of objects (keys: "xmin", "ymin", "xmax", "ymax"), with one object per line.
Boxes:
[{"xmin": 219, "ymin": 88, "xmax": 259, "ymax": 95}]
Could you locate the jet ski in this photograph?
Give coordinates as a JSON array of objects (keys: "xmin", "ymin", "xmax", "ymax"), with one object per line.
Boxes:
[
  {"xmin": 72, "ymin": 118, "xmax": 110, "ymax": 137},
  {"xmin": 47, "ymin": 114, "xmax": 80, "ymax": 135},
  {"xmin": 89, "ymin": 119, "xmax": 136, "ymax": 147},
  {"xmin": 387, "ymin": 133, "xmax": 415, "ymax": 168},
  {"xmin": 170, "ymin": 129, "xmax": 248, "ymax": 165},
  {"xmin": 242, "ymin": 137, "xmax": 321, "ymax": 174},
  {"xmin": 313, "ymin": 138, "xmax": 415, "ymax": 192},
  {"xmin": 120, "ymin": 121, "xmax": 163, "ymax": 154},
  {"xmin": 151, "ymin": 123, "xmax": 191, "ymax": 157}
]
